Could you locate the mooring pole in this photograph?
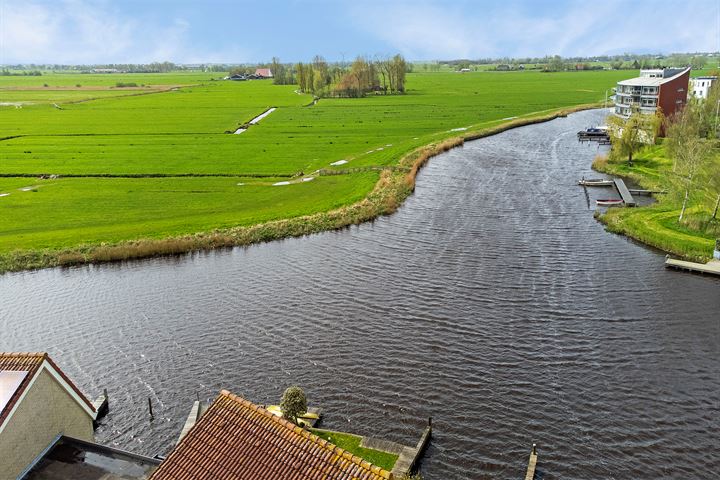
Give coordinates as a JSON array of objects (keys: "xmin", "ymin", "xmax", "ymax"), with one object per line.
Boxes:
[{"xmin": 148, "ymin": 397, "xmax": 154, "ymax": 419}]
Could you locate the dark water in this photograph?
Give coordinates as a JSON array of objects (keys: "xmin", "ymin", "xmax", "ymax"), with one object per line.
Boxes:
[{"xmin": 1, "ymin": 109, "xmax": 718, "ymax": 479}]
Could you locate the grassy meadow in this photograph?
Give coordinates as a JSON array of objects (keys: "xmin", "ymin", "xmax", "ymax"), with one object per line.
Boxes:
[{"xmin": 0, "ymin": 69, "xmax": 629, "ymax": 270}]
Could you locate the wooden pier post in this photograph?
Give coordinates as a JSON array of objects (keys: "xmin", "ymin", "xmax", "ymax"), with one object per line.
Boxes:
[
  {"xmin": 148, "ymin": 397, "xmax": 154, "ymax": 419},
  {"xmin": 524, "ymin": 443, "xmax": 538, "ymax": 480}
]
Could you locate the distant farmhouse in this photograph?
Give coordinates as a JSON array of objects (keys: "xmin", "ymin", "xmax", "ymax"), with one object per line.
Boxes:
[
  {"xmin": 613, "ymin": 67, "xmax": 690, "ymax": 118},
  {"xmin": 224, "ymin": 69, "xmax": 273, "ymax": 81},
  {"xmin": 690, "ymin": 76, "xmax": 717, "ymax": 99}
]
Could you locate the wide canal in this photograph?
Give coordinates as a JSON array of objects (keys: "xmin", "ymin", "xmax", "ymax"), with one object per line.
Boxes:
[{"xmin": 1, "ymin": 109, "xmax": 717, "ymax": 478}]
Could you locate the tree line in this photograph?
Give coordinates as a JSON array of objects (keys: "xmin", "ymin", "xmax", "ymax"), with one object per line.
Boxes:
[{"xmin": 267, "ymin": 54, "xmax": 409, "ymax": 98}]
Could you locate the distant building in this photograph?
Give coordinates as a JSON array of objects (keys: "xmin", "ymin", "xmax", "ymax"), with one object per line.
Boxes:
[
  {"xmin": 254, "ymin": 68, "xmax": 273, "ymax": 78},
  {"xmin": 0, "ymin": 353, "xmax": 96, "ymax": 479},
  {"xmin": 150, "ymin": 390, "xmax": 392, "ymax": 480},
  {"xmin": 614, "ymin": 67, "xmax": 690, "ymax": 118},
  {"xmin": 690, "ymin": 76, "xmax": 717, "ymax": 99},
  {"xmin": 496, "ymin": 64, "xmax": 511, "ymax": 71},
  {"xmin": 459, "ymin": 68, "xmax": 471, "ymax": 73}
]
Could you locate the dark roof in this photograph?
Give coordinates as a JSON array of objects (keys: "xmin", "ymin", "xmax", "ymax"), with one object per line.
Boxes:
[
  {"xmin": 0, "ymin": 352, "xmax": 95, "ymax": 428},
  {"xmin": 150, "ymin": 390, "xmax": 392, "ymax": 480},
  {"xmin": 22, "ymin": 435, "xmax": 160, "ymax": 480}
]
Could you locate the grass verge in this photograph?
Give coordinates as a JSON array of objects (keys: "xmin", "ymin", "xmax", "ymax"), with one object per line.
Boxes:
[
  {"xmin": 310, "ymin": 428, "xmax": 399, "ymax": 471},
  {"xmin": 592, "ymin": 146, "xmax": 718, "ymax": 262}
]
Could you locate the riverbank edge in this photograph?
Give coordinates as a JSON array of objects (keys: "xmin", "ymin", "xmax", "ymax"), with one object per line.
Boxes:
[
  {"xmin": 591, "ymin": 153, "xmax": 715, "ymax": 263},
  {"xmin": 0, "ymin": 102, "xmax": 602, "ymax": 274}
]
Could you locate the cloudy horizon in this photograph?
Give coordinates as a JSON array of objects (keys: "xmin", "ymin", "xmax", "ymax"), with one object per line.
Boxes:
[{"xmin": 0, "ymin": 0, "xmax": 718, "ymax": 65}]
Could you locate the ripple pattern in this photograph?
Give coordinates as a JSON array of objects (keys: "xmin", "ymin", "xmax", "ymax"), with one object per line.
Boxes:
[{"xmin": 1, "ymin": 110, "xmax": 718, "ymax": 479}]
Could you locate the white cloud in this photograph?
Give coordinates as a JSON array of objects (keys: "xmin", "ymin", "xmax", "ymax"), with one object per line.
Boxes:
[
  {"xmin": 349, "ymin": 0, "xmax": 719, "ymax": 59},
  {"xmin": 0, "ymin": 0, "xmax": 248, "ymax": 64}
]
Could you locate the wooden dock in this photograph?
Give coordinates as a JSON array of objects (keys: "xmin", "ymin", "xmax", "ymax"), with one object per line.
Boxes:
[
  {"xmin": 177, "ymin": 400, "xmax": 204, "ymax": 445},
  {"xmin": 358, "ymin": 419, "xmax": 432, "ymax": 478},
  {"xmin": 92, "ymin": 388, "xmax": 109, "ymax": 429},
  {"xmin": 524, "ymin": 444, "xmax": 538, "ymax": 480},
  {"xmin": 665, "ymin": 258, "xmax": 720, "ymax": 276},
  {"xmin": 613, "ymin": 179, "xmax": 636, "ymax": 207}
]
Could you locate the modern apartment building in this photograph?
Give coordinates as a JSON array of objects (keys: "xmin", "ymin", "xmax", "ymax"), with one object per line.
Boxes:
[{"xmin": 614, "ymin": 67, "xmax": 691, "ymax": 118}]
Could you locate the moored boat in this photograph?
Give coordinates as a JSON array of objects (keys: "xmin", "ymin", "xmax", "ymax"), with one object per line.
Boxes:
[
  {"xmin": 578, "ymin": 178, "xmax": 614, "ymax": 187},
  {"xmin": 596, "ymin": 199, "xmax": 624, "ymax": 206}
]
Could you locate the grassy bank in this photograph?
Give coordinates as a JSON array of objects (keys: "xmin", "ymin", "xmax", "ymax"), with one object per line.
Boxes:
[
  {"xmin": 592, "ymin": 145, "xmax": 719, "ymax": 262},
  {"xmin": 1, "ymin": 70, "xmax": 626, "ymax": 272},
  {"xmin": 310, "ymin": 429, "xmax": 399, "ymax": 471}
]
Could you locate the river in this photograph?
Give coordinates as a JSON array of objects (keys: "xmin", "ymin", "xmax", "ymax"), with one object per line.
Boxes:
[{"xmin": 1, "ymin": 109, "xmax": 717, "ymax": 479}]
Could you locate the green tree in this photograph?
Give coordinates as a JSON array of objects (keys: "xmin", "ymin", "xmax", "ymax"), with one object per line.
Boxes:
[
  {"xmin": 545, "ymin": 55, "xmax": 565, "ymax": 72},
  {"xmin": 704, "ymin": 161, "xmax": 720, "ymax": 220},
  {"xmin": 280, "ymin": 386, "xmax": 307, "ymax": 425},
  {"xmin": 607, "ymin": 110, "xmax": 659, "ymax": 166},
  {"xmin": 666, "ymin": 104, "xmax": 713, "ymax": 222}
]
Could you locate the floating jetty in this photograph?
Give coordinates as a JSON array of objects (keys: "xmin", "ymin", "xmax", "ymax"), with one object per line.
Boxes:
[
  {"xmin": 612, "ymin": 178, "xmax": 636, "ymax": 207},
  {"xmin": 579, "ymin": 177, "xmax": 637, "ymax": 207},
  {"xmin": 665, "ymin": 257, "xmax": 720, "ymax": 276}
]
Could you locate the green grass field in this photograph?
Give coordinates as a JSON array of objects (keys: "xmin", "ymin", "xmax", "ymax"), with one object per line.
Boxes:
[{"xmin": 0, "ymin": 69, "xmax": 629, "ymax": 269}]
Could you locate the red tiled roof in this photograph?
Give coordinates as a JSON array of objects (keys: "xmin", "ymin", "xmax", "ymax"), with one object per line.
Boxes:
[
  {"xmin": 151, "ymin": 390, "xmax": 393, "ymax": 480},
  {"xmin": 0, "ymin": 352, "xmax": 95, "ymax": 428},
  {"xmin": 255, "ymin": 68, "xmax": 273, "ymax": 77}
]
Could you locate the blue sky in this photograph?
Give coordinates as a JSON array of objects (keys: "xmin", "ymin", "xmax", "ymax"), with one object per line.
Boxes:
[{"xmin": 0, "ymin": 0, "xmax": 718, "ymax": 64}]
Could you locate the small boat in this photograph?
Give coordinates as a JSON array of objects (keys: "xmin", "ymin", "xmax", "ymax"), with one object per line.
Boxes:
[
  {"xmin": 577, "ymin": 126, "xmax": 608, "ymax": 137},
  {"xmin": 578, "ymin": 178, "xmax": 614, "ymax": 187},
  {"xmin": 596, "ymin": 199, "xmax": 624, "ymax": 206}
]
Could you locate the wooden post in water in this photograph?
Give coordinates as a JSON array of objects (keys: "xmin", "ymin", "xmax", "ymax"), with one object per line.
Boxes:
[
  {"xmin": 524, "ymin": 443, "xmax": 538, "ymax": 480},
  {"xmin": 148, "ymin": 397, "xmax": 154, "ymax": 419}
]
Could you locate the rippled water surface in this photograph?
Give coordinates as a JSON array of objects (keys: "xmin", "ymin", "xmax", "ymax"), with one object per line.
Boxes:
[{"xmin": 1, "ymin": 110, "xmax": 718, "ymax": 479}]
